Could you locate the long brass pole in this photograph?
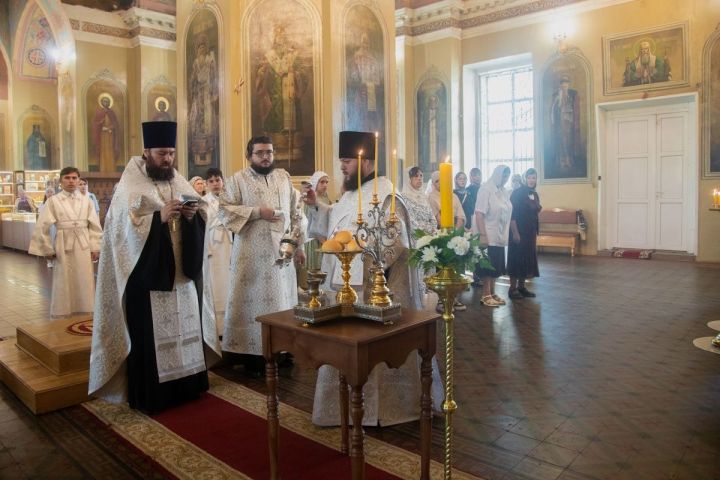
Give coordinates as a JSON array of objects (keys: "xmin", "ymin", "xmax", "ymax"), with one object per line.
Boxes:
[
  {"xmin": 441, "ymin": 288, "xmax": 457, "ymax": 480},
  {"xmin": 426, "ymin": 266, "xmax": 469, "ymax": 480}
]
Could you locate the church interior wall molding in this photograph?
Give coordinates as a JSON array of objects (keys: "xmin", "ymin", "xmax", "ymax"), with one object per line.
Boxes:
[
  {"xmin": 63, "ymin": 3, "xmax": 176, "ymax": 50},
  {"xmin": 396, "ymin": 0, "xmax": 634, "ymax": 44}
]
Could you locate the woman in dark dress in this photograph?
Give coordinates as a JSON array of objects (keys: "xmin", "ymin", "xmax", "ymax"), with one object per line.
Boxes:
[
  {"xmin": 453, "ymin": 171, "xmax": 474, "ymax": 230},
  {"xmin": 508, "ymin": 168, "xmax": 541, "ymax": 299}
]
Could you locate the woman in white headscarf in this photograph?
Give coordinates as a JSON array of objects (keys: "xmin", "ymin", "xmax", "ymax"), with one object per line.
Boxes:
[
  {"xmin": 189, "ymin": 176, "xmax": 206, "ymax": 196},
  {"xmin": 400, "ymin": 166, "xmax": 436, "ymax": 235},
  {"xmin": 426, "ymin": 171, "xmax": 466, "ymax": 230},
  {"xmin": 474, "ymin": 165, "xmax": 512, "ymax": 307},
  {"xmin": 303, "ymin": 171, "xmax": 332, "ymax": 272}
]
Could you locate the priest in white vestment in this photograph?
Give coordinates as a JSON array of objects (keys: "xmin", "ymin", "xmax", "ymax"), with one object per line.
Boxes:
[
  {"xmin": 304, "ymin": 131, "xmax": 436, "ymax": 426},
  {"xmin": 89, "ymin": 121, "xmax": 221, "ymax": 414},
  {"xmin": 217, "ymin": 135, "xmax": 305, "ymax": 377},
  {"xmin": 29, "ymin": 166, "xmax": 102, "ymax": 318},
  {"xmin": 202, "ymin": 167, "xmax": 232, "ymax": 335}
]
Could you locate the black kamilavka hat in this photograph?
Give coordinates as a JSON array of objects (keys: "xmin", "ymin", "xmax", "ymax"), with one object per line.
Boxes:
[
  {"xmin": 142, "ymin": 121, "xmax": 177, "ymax": 149},
  {"xmin": 339, "ymin": 131, "xmax": 375, "ymax": 160}
]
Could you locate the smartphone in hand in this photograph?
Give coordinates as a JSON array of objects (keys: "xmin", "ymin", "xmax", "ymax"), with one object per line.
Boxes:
[{"xmin": 179, "ymin": 194, "xmax": 199, "ymax": 206}]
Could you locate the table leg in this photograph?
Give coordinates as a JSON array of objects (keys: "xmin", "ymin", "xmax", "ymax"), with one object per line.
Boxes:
[
  {"xmin": 350, "ymin": 385, "xmax": 365, "ymax": 480},
  {"xmin": 266, "ymin": 355, "xmax": 279, "ymax": 480},
  {"xmin": 340, "ymin": 374, "xmax": 350, "ymax": 455},
  {"xmin": 419, "ymin": 351, "xmax": 433, "ymax": 480}
]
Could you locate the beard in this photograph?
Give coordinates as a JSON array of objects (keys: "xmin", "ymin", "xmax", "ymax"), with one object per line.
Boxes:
[
  {"xmin": 146, "ymin": 159, "xmax": 175, "ymax": 181},
  {"xmin": 343, "ymin": 171, "xmax": 374, "ymax": 192},
  {"xmin": 640, "ymin": 52, "xmax": 651, "ymax": 65},
  {"xmin": 343, "ymin": 171, "xmax": 359, "ymax": 192},
  {"xmin": 250, "ymin": 163, "xmax": 275, "ymax": 175}
]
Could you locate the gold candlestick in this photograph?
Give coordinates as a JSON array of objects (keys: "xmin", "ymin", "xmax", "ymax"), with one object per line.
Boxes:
[
  {"xmin": 368, "ymin": 265, "xmax": 392, "ymax": 307},
  {"xmin": 306, "ymin": 268, "xmax": 326, "ymax": 309},
  {"xmin": 333, "ymin": 251, "xmax": 361, "ymax": 305},
  {"xmin": 425, "ymin": 265, "xmax": 470, "ymax": 480}
]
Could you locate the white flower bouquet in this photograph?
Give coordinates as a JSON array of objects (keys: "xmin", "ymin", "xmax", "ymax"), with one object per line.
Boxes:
[{"xmin": 408, "ymin": 228, "xmax": 491, "ymax": 273}]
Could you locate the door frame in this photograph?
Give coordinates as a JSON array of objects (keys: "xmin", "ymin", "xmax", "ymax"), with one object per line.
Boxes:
[{"xmin": 595, "ymin": 92, "xmax": 698, "ymax": 254}]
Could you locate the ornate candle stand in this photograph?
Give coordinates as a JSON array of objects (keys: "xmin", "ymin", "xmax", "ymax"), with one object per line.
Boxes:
[
  {"xmin": 293, "ymin": 196, "xmax": 402, "ymax": 326},
  {"xmin": 333, "ymin": 250, "xmax": 361, "ymax": 305},
  {"xmin": 425, "ymin": 264, "xmax": 471, "ymax": 480},
  {"xmin": 355, "ymin": 194, "xmax": 401, "ymax": 308}
]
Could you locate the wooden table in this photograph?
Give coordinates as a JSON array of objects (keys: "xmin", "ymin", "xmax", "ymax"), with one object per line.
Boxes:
[{"xmin": 257, "ymin": 308, "xmax": 440, "ymax": 480}]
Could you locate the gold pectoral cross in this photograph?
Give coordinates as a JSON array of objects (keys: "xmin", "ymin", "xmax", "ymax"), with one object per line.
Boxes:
[{"xmin": 170, "ymin": 216, "xmax": 179, "ymax": 232}]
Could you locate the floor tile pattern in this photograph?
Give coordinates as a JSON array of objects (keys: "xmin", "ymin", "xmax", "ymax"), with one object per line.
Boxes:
[{"xmin": 0, "ymin": 248, "xmax": 719, "ymax": 479}]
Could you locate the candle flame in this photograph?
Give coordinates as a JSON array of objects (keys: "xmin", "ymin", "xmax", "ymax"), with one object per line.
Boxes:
[
  {"xmin": 358, "ymin": 150, "xmax": 363, "ymax": 156},
  {"xmin": 375, "ymin": 131, "xmax": 379, "ymax": 138},
  {"xmin": 444, "ymin": 155, "xmax": 450, "ymax": 163}
]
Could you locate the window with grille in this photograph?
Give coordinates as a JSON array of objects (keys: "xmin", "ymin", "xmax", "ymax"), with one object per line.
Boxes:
[{"xmin": 478, "ymin": 65, "xmax": 534, "ymax": 181}]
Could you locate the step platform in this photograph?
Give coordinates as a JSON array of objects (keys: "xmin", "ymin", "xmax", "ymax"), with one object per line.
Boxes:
[
  {"xmin": 0, "ymin": 316, "xmax": 92, "ymax": 414},
  {"xmin": 16, "ymin": 317, "xmax": 92, "ymax": 374}
]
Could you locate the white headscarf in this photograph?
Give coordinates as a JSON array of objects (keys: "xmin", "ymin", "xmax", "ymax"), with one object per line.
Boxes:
[
  {"xmin": 401, "ymin": 167, "xmax": 430, "ymax": 206},
  {"xmin": 309, "ymin": 170, "xmax": 329, "ymax": 190},
  {"xmin": 308, "ymin": 170, "xmax": 331, "ymax": 204},
  {"xmin": 484, "ymin": 165, "xmax": 511, "ymax": 190},
  {"xmin": 426, "ymin": 171, "xmax": 440, "ymax": 201}
]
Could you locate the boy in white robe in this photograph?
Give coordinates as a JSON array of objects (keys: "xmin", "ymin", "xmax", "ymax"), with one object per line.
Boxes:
[
  {"xmin": 29, "ymin": 166, "xmax": 102, "ymax": 318},
  {"xmin": 202, "ymin": 167, "xmax": 232, "ymax": 334}
]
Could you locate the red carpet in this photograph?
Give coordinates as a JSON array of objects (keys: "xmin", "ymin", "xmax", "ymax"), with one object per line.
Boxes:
[
  {"xmin": 152, "ymin": 392, "xmax": 399, "ymax": 480},
  {"xmin": 83, "ymin": 373, "xmax": 480, "ymax": 479}
]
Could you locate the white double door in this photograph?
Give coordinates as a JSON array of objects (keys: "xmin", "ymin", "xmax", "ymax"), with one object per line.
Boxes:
[{"xmin": 605, "ymin": 102, "xmax": 696, "ymax": 252}]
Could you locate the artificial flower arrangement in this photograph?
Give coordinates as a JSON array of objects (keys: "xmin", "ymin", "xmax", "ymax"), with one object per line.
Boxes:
[{"xmin": 407, "ymin": 228, "xmax": 491, "ymax": 274}]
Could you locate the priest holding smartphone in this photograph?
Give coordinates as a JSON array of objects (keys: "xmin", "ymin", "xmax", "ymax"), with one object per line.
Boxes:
[{"xmin": 89, "ymin": 121, "xmax": 221, "ymax": 414}]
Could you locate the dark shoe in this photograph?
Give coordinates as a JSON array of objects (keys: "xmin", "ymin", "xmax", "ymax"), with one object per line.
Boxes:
[
  {"xmin": 518, "ymin": 287, "xmax": 536, "ymax": 298},
  {"xmin": 244, "ymin": 355, "xmax": 266, "ymax": 378},
  {"xmin": 453, "ymin": 300, "xmax": 467, "ymax": 311},
  {"xmin": 508, "ymin": 289, "xmax": 524, "ymax": 300},
  {"xmin": 277, "ymin": 352, "xmax": 294, "ymax": 368},
  {"xmin": 471, "ymin": 280, "xmax": 483, "ymax": 287}
]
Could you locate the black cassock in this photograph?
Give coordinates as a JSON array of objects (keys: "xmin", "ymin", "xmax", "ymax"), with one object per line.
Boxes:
[{"xmin": 125, "ymin": 211, "xmax": 208, "ymax": 414}]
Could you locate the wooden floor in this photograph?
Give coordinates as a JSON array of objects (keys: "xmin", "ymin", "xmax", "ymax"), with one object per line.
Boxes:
[{"xmin": 0, "ymin": 247, "xmax": 719, "ymax": 479}]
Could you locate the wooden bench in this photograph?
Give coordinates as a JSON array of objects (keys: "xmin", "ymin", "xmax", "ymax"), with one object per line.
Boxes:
[{"xmin": 536, "ymin": 208, "xmax": 584, "ymax": 256}]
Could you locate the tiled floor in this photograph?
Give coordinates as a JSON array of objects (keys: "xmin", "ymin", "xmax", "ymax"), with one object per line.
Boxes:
[{"xmin": 0, "ymin": 247, "xmax": 719, "ymax": 479}]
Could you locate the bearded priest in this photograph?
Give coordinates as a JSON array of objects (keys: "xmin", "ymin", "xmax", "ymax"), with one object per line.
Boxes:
[
  {"xmin": 89, "ymin": 121, "xmax": 221, "ymax": 414},
  {"xmin": 303, "ymin": 131, "xmax": 443, "ymax": 427}
]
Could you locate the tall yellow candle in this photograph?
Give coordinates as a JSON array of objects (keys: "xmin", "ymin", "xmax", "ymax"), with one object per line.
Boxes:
[
  {"xmin": 390, "ymin": 149, "xmax": 397, "ymax": 214},
  {"xmin": 439, "ymin": 158, "xmax": 453, "ymax": 229},
  {"xmin": 373, "ymin": 132, "xmax": 379, "ymax": 195},
  {"xmin": 357, "ymin": 150, "xmax": 363, "ymax": 215}
]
